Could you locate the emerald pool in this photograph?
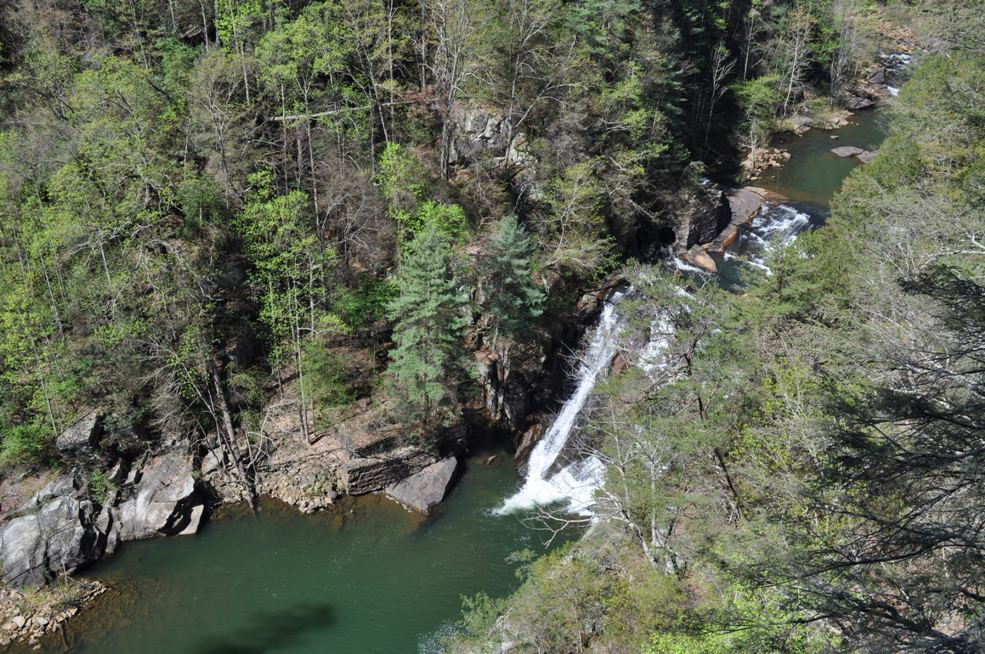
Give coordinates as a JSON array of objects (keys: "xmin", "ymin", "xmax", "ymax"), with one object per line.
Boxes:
[
  {"xmin": 32, "ymin": 451, "xmax": 555, "ymax": 653},
  {"xmin": 757, "ymin": 108, "xmax": 889, "ymax": 209}
]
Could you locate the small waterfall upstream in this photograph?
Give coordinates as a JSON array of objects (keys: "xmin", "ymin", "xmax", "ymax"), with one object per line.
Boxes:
[{"xmin": 497, "ymin": 290, "xmax": 629, "ymax": 515}]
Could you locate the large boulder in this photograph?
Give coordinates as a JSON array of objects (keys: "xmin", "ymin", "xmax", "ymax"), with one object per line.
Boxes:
[
  {"xmin": 385, "ymin": 457, "xmax": 459, "ymax": 513},
  {"xmin": 116, "ymin": 453, "xmax": 201, "ymax": 541},
  {"xmin": 54, "ymin": 411, "xmax": 101, "ymax": 455},
  {"xmin": 857, "ymin": 150, "xmax": 878, "ymax": 164},
  {"xmin": 345, "ymin": 446, "xmax": 436, "ymax": 496},
  {"xmin": 670, "ymin": 184, "xmax": 731, "ymax": 254},
  {"xmin": 0, "ymin": 475, "xmax": 107, "ymax": 588},
  {"xmin": 448, "ymin": 106, "xmax": 509, "ymax": 166}
]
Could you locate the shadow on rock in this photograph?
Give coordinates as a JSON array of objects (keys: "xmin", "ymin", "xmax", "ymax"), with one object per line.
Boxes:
[{"xmin": 189, "ymin": 602, "xmax": 336, "ymax": 654}]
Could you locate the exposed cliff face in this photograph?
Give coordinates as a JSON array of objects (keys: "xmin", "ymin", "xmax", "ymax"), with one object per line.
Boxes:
[{"xmin": 0, "ymin": 451, "xmax": 205, "ymax": 589}]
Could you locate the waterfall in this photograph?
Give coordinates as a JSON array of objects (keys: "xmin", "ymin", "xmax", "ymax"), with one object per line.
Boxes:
[
  {"xmin": 724, "ymin": 202, "xmax": 820, "ymax": 274},
  {"xmin": 496, "ymin": 201, "xmax": 819, "ymax": 517},
  {"xmin": 496, "ymin": 290, "xmax": 628, "ymax": 515}
]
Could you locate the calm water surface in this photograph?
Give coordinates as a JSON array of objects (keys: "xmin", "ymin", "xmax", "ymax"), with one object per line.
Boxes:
[
  {"xmin": 757, "ymin": 108, "xmax": 888, "ymax": 209},
  {"xmin": 32, "ymin": 453, "xmax": 556, "ymax": 654}
]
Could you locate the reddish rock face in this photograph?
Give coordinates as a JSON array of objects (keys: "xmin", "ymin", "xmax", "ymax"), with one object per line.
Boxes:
[{"xmin": 684, "ymin": 245, "xmax": 718, "ymax": 274}]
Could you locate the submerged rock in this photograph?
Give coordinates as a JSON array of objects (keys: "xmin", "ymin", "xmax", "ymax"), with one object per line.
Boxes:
[{"xmin": 385, "ymin": 457, "xmax": 459, "ymax": 513}]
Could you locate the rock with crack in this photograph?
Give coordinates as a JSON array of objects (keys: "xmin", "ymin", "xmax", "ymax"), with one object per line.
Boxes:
[
  {"xmin": 345, "ymin": 445, "xmax": 436, "ymax": 496},
  {"xmin": 0, "ymin": 474, "xmax": 107, "ymax": 588},
  {"xmin": 115, "ymin": 452, "xmax": 202, "ymax": 541},
  {"xmin": 385, "ymin": 457, "xmax": 459, "ymax": 513}
]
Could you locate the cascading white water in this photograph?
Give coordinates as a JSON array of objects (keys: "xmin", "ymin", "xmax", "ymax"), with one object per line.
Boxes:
[
  {"xmin": 496, "ymin": 202, "xmax": 818, "ymax": 517},
  {"xmin": 725, "ymin": 202, "xmax": 816, "ymax": 273},
  {"xmin": 496, "ymin": 290, "xmax": 628, "ymax": 515}
]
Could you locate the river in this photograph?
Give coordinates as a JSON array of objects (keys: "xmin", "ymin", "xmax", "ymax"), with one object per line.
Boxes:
[
  {"xmin": 20, "ymin": 107, "xmax": 889, "ymax": 654},
  {"xmin": 24, "ymin": 450, "xmax": 565, "ymax": 653},
  {"xmin": 757, "ymin": 108, "xmax": 888, "ymax": 208}
]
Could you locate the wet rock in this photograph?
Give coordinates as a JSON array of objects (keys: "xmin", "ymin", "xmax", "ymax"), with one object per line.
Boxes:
[
  {"xmin": 683, "ymin": 245, "xmax": 717, "ymax": 274},
  {"xmin": 54, "ymin": 411, "xmax": 101, "ymax": 454},
  {"xmin": 514, "ymin": 423, "xmax": 544, "ymax": 472},
  {"xmin": 831, "ymin": 145, "xmax": 865, "ymax": 158},
  {"xmin": 726, "ymin": 187, "xmax": 770, "ymax": 224},
  {"xmin": 116, "ymin": 452, "xmax": 201, "ymax": 541},
  {"xmin": 385, "ymin": 457, "xmax": 459, "ymax": 513},
  {"xmin": 703, "ymin": 186, "xmax": 788, "ymax": 257}
]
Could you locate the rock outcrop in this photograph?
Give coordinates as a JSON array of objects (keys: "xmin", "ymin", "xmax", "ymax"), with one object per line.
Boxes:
[
  {"xmin": 448, "ymin": 106, "xmax": 510, "ymax": 166},
  {"xmin": 0, "ymin": 474, "xmax": 108, "ymax": 588},
  {"xmin": 669, "ymin": 183, "xmax": 731, "ymax": 254},
  {"xmin": 115, "ymin": 452, "xmax": 202, "ymax": 541},
  {"xmin": 346, "ymin": 446, "xmax": 436, "ymax": 496},
  {"xmin": 385, "ymin": 457, "xmax": 459, "ymax": 513},
  {"xmin": 54, "ymin": 411, "xmax": 102, "ymax": 455}
]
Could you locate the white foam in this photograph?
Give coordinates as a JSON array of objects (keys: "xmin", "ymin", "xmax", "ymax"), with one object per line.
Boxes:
[{"xmin": 497, "ymin": 291, "xmax": 628, "ymax": 515}]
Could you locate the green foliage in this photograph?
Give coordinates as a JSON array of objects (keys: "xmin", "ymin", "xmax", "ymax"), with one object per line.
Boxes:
[
  {"xmin": 386, "ymin": 227, "xmax": 467, "ymax": 435},
  {"xmin": 0, "ymin": 420, "xmax": 50, "ymax": 468},
  {"xmin": 377, "ymin": 142, "xmax": 427, "ymax": 222},
  {"xmin": 333, "ymin": 276, "xmax": 397, "ymax": 336},
  {"xmin": 480, "ymin": 214, "xmax": 544, "ymax": 346},
  {"xmin": 301, "ymin": 341, "xmax": 355, "ymax": 427},
  {"xmin": 401, "ymin": 200, "xmax": 468, "ymax": 244},
  {"xmin": 88, "ymin": 469, "xmax": 117, "ymax": 505}
]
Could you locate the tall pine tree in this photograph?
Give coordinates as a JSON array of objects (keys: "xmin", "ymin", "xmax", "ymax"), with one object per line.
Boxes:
[
  {"xmin": 386, "ymin": 226, "xmax": 467, "ymax": 436},
  {"xmin": 478, "ymin": 214, "xmax": 544, "ymax": 418}
]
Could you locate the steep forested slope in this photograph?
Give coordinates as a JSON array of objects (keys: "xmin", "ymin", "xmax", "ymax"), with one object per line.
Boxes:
[{"xmin": 446, "ymin": 4, "xmax": 985, "ymax": 653}]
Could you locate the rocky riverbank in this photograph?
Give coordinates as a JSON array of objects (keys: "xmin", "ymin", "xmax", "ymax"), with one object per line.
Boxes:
[{"xmin": 0, "ymin": 580, "xmax": 107, "ymax": 650}]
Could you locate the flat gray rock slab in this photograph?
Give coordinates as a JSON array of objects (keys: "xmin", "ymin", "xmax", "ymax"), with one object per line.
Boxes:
[
  {"xmin": 831, "ymin": 146, "xmax": 865, "ymax": 158},
  {"xmin": 857, "ymin": 149, "xmax": 878, "ymax": 164},
  {"xmin": 385, "ymin": 457, "xmax": 458, "ymax": 514}
]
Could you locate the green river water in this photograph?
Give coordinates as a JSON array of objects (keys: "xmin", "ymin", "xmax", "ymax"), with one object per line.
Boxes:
[
  {"xmin": 30, "ymin": 451, "xmax": 558, "ymax": 653},
  {"xmin": 21, "ymin": 108, "xmax": 889, "ymax": 654},
  {"xmin": 757, "ymin": 108, "xmax": 888, "ymax": 208}
]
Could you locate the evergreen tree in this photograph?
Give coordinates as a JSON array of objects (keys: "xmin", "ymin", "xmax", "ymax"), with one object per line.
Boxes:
[
  {"xmin": 482, "ymin": 214, "xmax": 544, "ymax": 348},
  {"xmin": 386, "ymin": 226, "xmax": 467, "ymax": 435}
]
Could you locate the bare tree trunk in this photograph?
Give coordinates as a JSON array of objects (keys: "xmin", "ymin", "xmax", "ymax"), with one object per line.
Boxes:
[{"xmin": 210, "ymin": 363, "xmax": 258, "ymax": 511}]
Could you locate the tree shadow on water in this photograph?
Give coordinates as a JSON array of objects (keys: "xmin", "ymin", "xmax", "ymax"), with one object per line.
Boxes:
[{"xmin": 189, "ymin": 602, "xmax": 336, "ymax": 654}]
